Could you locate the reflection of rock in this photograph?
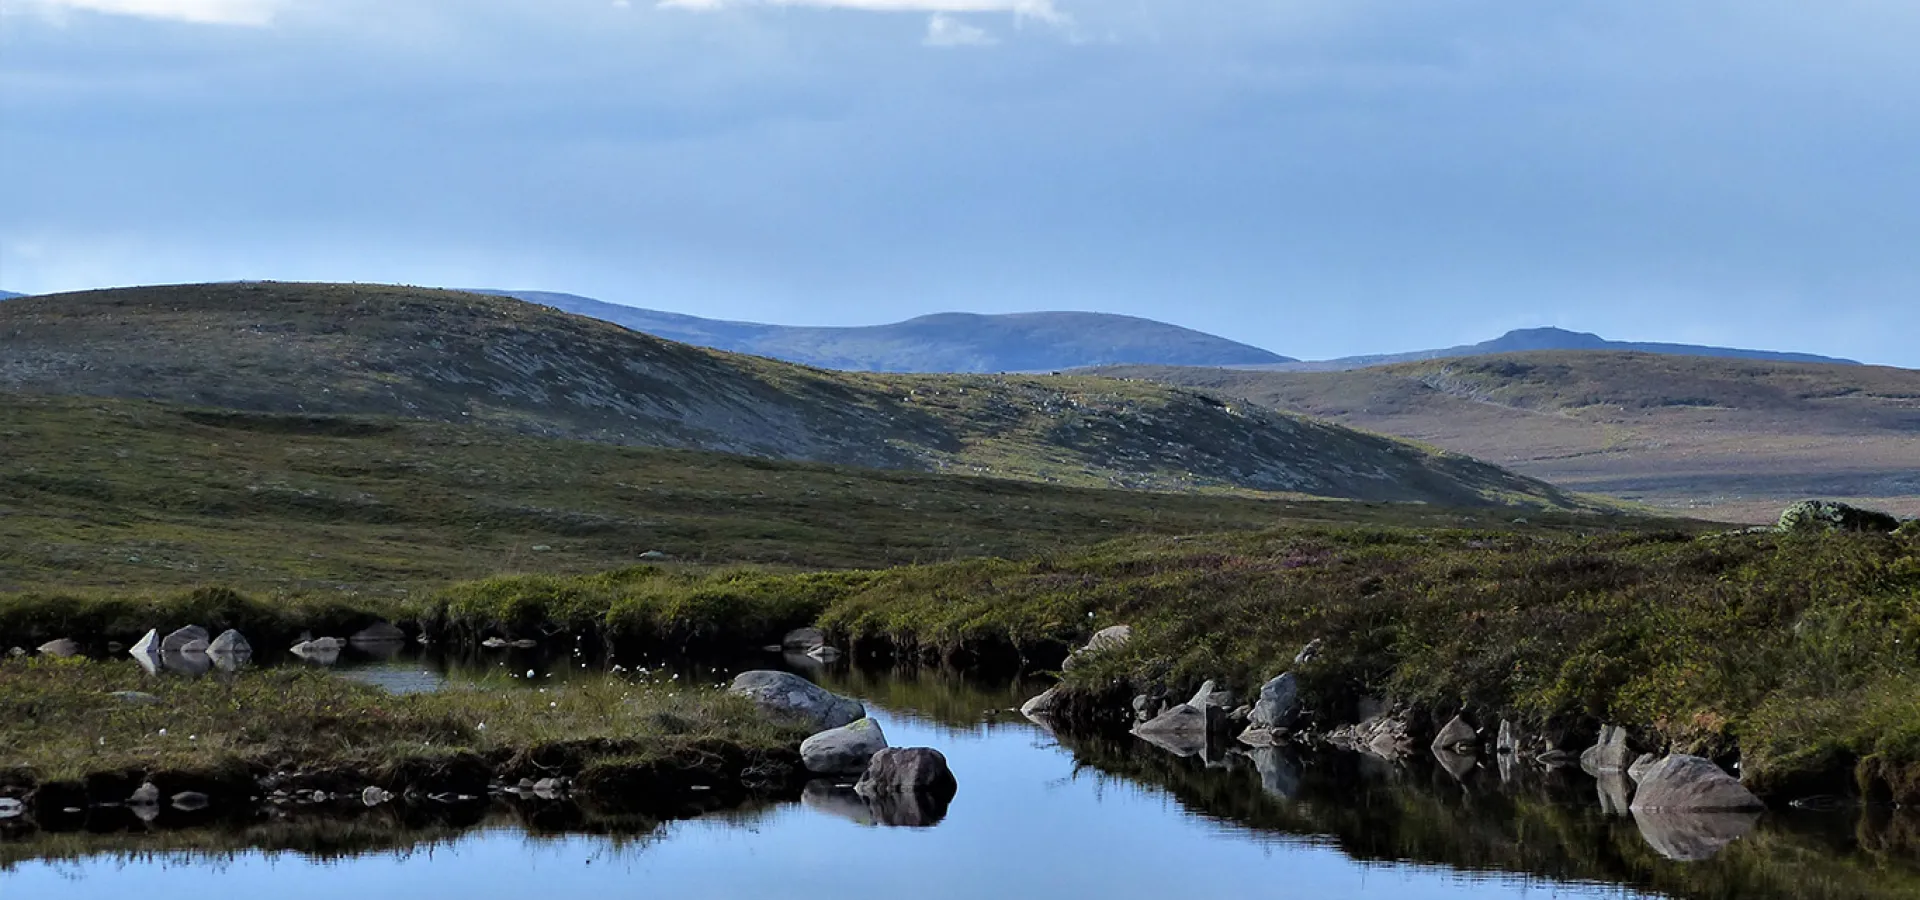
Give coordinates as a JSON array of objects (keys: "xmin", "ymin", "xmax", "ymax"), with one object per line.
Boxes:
[
  {"xmin": 37, "ymin": 638, "xmax": 81, "ymax": 658},
  {"xmin": 782, "ymin": 650, "xmax": 826, "ymax": 672},
  {"xmin": 1628, "ymin": 753, "xmax": 1658, "ymax": 783},
  {"xmin": 1496, "ymin": 719, "xmax": 1520, "ymax": 754},
  {"xmin": 350, "ymin": 622, "xmax": 407, "ymax": 645},
  {"xmin": 801, "ymin": 718, "xmax": 889, "ymax": 775},
  {"xmin": 1020, "ymin": 686, "xmax": 1060, "ymax": 719},
  {"xmin": 1433, "ymin": 747, "xmax": 1478, "ymax": 782},
  {"xmin": 1237, "ymin": 726, "xmax": 1280, "ymax": 747},
  {"xmin": 130, "ymin": 629, "xmax": 162, "ymax": 672},
  {"xmin": 729, "ymin": 670, "xmax": 865, "ymax": 730},
  {"xmin": 1581, "ymin": 725, "xmax": 1634, "ymax": 775},
  {"xmin": 162, "ymin": 650, "xmax": 212, "ymax": 676},
  {"xmin": 208, "ymin": 630, "xmax": 253, "ymax": 658},
  {"xmin": 290, "ymin": 641, "xmax": 342, "ymax": 666},
  {"xmin": 1632, "ymin": 809, "xmax": 1761, "ymax": 861},
  {"xmin": 782, "ymin": 627, "xmax": 826, "ymax": 651},
  {"xmin": 1596, "ymin": 773, "xmax": 1634, "ymax": 816},
  {"xmin": 801, "ymin": 780, "xmax": 875, "ymax": 826},
  {"xmin": 1133, "ymin": 703, "xmax": 1221, "ymax": 757},
  {"xmin": 864, "ymin": 787, "xmax": 951, "ymax": 827},
  {"xmin": 1432, "ymin": 715, "xmax": 1478, "ymax": 754},
  {"xmin": 807, "ymin": 645, "xmax": 843, "ymax": 662},
  {"xmin": 1249, "ymin": 746, "xmax": 1302, "ymax": 800},
  {"xmin": 355, "ymin": 639, "xmax": 405, "ymax": 661},
  {"xmin": 1630, "ymin": 755, "xmax": 1763, "ymax": 811}
]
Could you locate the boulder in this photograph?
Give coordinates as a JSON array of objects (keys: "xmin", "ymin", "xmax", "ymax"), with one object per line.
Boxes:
[
  {"xmin": 179, "ymin": 639, "xmax": 210, "ymax": 654},
  {"xmin": 350, "ymin": 622, "xmax": 407, "ymax": 644},
  {"xmin": 801, "ymin": 717, "xmax": 889, "ymax": 775},
  {"xmin": 1062, "ymin": 624, "xmax": 1131, "ymax": 671},
  {"xmin": 162, "ymin": 650, "xmax": 212, "ymax": 676},
  {"xmin": 1630, "ymin": 755, "xmax": 1764, "ymax": 812},
  {"xmin": 639, "ymin": 550, "xmax": 673, "ymax": 561},
  {"xmin": 729, "ymin": 671, "xmax": 865, "ymax": 730},
  {"xmin": 1580, "ymin": 725, "xmax": 1634, "ymax": 775},
  {"xmin": 130, "ymin": 629, "xmax": 162, "ymax": 663},
  {"xmin": 1134, "ymin": 703, "xmax": 1210, "ymax": 738},
  {"xmin": 207, "ymin": 630, "xmax": 253, "ymax": 657},
  {"xmin": 781, "ymin": 627, "xmax": 827, "ymax": 651},
  {"xmin": 1187, "ymin": 680, "xmax": 1221, "ymax": 710},
  {"xmin": 1020, "ymin": 686, "xmax": 1062, "ymax": 719},
  {"xmin": 36, "ymin": 638, "xmax": 80, "ymax": 658},
  {"xmin": 1777, "ymin": 500, "xmax": 1902, "ymax": 534},
  {"xmin": 290, "ymin": 640, "xmax": 341, "ymax": 665},
  {"xmin": 362, "ymin": 787, "xmax": 394, "ymax": 807},
  {"xmin": 160, "ymin": 625, "xmax": 210, "ymax": 654},
  {"xmin": 1292, "ymin": 639, "xmax": 1324, "ymax": 666},
  {"xmin": 807, "ymin": 645, "xmax": 843, "ymax": 662},
  {"xmin": 128, "ymin": 782, "xmax": 161, "ymax": 805},
  {"xmin": 1628, "ymin": 752, "xmax": 1660, "ymax": 784},
  {"xmin": 481, "ymin": 637, "xmax": 510, "ymax": 648},
  {"xmin": 801, "ymin": 780, "xmax": 876, "ymax": 826},
  {"xmin": 295, "ymin": 636, "xmax": 346, "ymax": 652},
  {"xmin": 1633, "ymin": 809, "xmax": 1761, "ymax": 862},
  {"xmin": 1249, "ymin": 672, "xmax": 1300, "ymax": 729},
  {"xmin": 1431, "ymin": 714, "xmax": 1479, "ymax": 754},
  {"xmin": 855, "ymin": 748, "xmax": 957, "ymax": 799}
]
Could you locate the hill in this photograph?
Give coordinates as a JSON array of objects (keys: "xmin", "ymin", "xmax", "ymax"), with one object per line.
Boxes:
[
  {"xmin": 478, "ymin": 289, "xmax": 1293, "ymax": 372},
  {"xmin": 1093, "ymin": 352, "xmax": 1920, "ymax": 521},
  {"xmin": 1264, "ymin": 326, "xmax": 1858, "ymax": 370},
  {"xmin": 0, "ymin": 291, "xmax": 23, "ymax": 300},
  {"xmin": 0, "ymin": 282, "xmax": 1579, "ymax": 509}
]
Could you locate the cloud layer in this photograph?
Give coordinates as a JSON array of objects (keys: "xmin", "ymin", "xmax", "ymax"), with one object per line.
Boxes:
[{"xmin": 9, "ymin": 0, "xmax": 282, "ymax": 25}]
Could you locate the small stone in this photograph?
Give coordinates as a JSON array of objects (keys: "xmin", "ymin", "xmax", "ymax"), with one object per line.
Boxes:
[
  {"xmin": 36, "ymin": 638, "xmax": 81, "ymax": 658},
  {"xmin": 1021, "ymin": 686, "xmax": 1061, "ymax": 719},
  {"xmin": 1581, "ymin": 725, "xmax": 1635, "ymax": 774},
  {"xmin": 638, "ymin": 550, "xmax": 672, "ymax": 561}
]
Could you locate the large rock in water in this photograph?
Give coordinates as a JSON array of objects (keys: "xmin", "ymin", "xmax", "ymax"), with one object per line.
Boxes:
[
  {"xmin": 855, "ymin": 748, "xmax": 957, "ymax": 799},
  {"xmin": 161, "ymin": 625, "xmax": 210, "ymax": 654},
  {"xmin": 1581, "ymin": 725, "xmax": 1634, "ymax": 774},
  {"xmin": 801, "ymin": 717, "xmax": 889, "ymax": 775},
  {"xmin": 1249, "ymin": 672, "xmax": 1300, "ymax": 729},
  {"xmin": 1062, "ymin": 624, "xmax": 1132, "ymax": 671},
  {"xmin": 1630, "ymin": 755, "xmax": 1764, "ymax": 812},
  {"xmin": 729, "ymin": 671, "xmax": 865, "ymax": 730},
  {"xmin": 208, "ymin": 630, "xmax": 253, "ymax": 657}
]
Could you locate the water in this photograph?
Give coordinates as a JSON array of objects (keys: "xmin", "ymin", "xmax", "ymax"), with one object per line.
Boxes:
[{"xmin": 4, "ymin": 648, "xmax": 1916, "ymax": 900}]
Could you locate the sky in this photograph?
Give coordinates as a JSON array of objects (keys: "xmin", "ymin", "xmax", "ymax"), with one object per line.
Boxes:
[{"xmin": 2, "ymin": 1, "xmax": 1917, "ymax": 366}]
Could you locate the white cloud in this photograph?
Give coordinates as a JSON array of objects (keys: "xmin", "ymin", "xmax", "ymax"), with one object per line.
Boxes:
[
  {"xmin": 8, "ymin": 0, "xmax": 283, "ymax": 26},
  {"xmin": 924, "ymin": 12, "xmax": 993, "ymax": 47},
  {"xmin": 660, "ymin": 0, "xmax": 1062, "ymax": 24}
]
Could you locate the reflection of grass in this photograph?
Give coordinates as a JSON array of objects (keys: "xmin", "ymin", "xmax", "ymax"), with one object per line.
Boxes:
[{"xmin": 0, "ymin": 657, "xmax": 806, "ymax": 791}]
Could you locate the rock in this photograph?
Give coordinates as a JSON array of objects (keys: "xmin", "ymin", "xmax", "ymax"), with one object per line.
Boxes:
[
  {"xmin": 110, "ymin": 691, "xmax": 161, "ymax": 705},
  {"xmin": 297, "ymin": 636, "xmax": 346, "ymax": 652},
  {"xmin": 864, "ymin": 786, "xmax": 952, "ymax": 827},
  {"xmin": 801, "ymin": 717, "xmax": 889, "ymax": 775},
  {"xmin": 1131, "ymin": 694, "xmax": 1153, "ymax": 721},
  {"xmin": 1187, "ymin": 680, "xmax": 1220, "ymax": 710},
  {"xmin": 1327, "ymin": 705, "xmax": 1416, "ymax": 760},
  {"xmin": 639, "ymin": 550, "xmax": 672, "ymax": 561},
  {"xmin": 160, "ymin": 625, "xmax": 210, "ymax": 654},
  {"xmin": 1019, "ymin": 686, "xmax": 1061, "ymax": 719},
  {"xmin": 1433, "ymin": 748, "xmax": 1478, "ymax": 781},
  {"xmin": 807, "ymin": 645, "xmax": 843, "ymax": 662},
  {"xmin": 207, "ymin": 630, "xmax": 253, "ymax": 657},
  {"xmin": 729, "ymin": 671, "xmax": 865, "ymax": 730},
  {"xmin": 1133, "ymin": 703, "xmax": 1219, "ymax": 757},
  {"xmin": 1249, "ymin": 673, "xmax": 1300, "ymax": 729},
  {"xmin": 1134, "ymin": 703, "xmax": 1210, "ymax": 738},
  {"xmin": 1496, "ymin": 719, "xmax": 1520, "ymax": 754},
  {"xmin": 801, "ymin": 780, "xmax": 876, "ymax": 826},
  {"xmin": 532, "ymin": 778, "xmax": 566, "ymax": 798},
  {"xmin": 350, "ymin": 622, "xmax": 407, "ymax": 644},
  {"xmin": 1777, "ymin": 499, "xmax": 1902, "ymax": 534},
  {"xmin": 361, "ymin": 787, "xmax": 393, "ymax": 806},
  {"xmin": 0, "ymin": 798, "xmax": 23, "ymax": 819},
  {"xmin": 6, "ymin": 647, "xmax": 24, "ymax": 658},
  {"xmin": 179, "ymin": 639, "xmax": 209, "ymax": 654},
  {"xmin": 1062, "ymin": 624, "xmax": 1131, "ymax": 671},
  {"xmin": 162, "ymin": 650, "xmax": 212, "ymax": 676},
  {"xmin": 1580, "ymin": 725, "xmax": 1634, "ymax": 774},
  {"xmin": 1537, "ymin": 749, "xmax": 1579, "ymax": 768},
  {"xmin": 781, "ymin": 627, "xmax": 827, "ymax": 651},
  {"xmin": 855, "ymin": 748, "xmax": 957, "ymax": 799},
  {"xmin": 1250, "ymin": 746, "xmax": 1303, "ymax": 799},
  {"xmin": 481, "ymin": 637, "xmax": 510, "ymax": 648},
  {"xmin": 1431, "ymin": 714, "xmax": 1479, "ymax": 754},
  {"xmin": 1633, "ymin": 809, "xmax": 1761, "ymax": 861},
  {"xmin": 1237, "ymin": 726, "xmax": 1281, "ymax": 747},
  {"xmin": 130, "ymin": 629, "xmax": 162, "ymax": 663},
  {"xmin": 1292, "ymin": 639, "xmax": 1324, "ymax": 666},
  {"xmin": 1628, "ymin": 752, "xmax": 1660, "ymax": 783},
  {"xmin": 290, "ymin": 640, "xmax": 341, "ymax": 665},
  {"xmin": 36, "ymin": 638, "xmax": 80, "ymax": 658},
  {"xmin": 171, "ymin": 791, "xmax": 211, "ymax": 811},
  {"xmin": 1597, "ymin": 773, "xmax": 1634, "ymax": 816},
  {"xmin": 1630, "ymin": 755, "xmax": 1764, "ymax": 812}
]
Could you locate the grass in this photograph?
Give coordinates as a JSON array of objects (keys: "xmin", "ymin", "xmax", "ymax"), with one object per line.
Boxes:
[{"xmin": 0, "ymin": 657, "xmax": 807, "ymax": 800}]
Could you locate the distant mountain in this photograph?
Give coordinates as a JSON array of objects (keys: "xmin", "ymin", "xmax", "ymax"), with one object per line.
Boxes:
[
  {"xmin": 475, "ymin": 290, "xmax": 1293, "ymax": 373},
  {"xmin": 1267, "ymin": 327, "xmax": 1858, "ymax": 371},
  {"xmin": 0, "ymin": 283, "xmax": 1582, "ymax": 508},
  {"xmin": 0, "ymin": 291, "xmax": 24, "ymax": 300}
]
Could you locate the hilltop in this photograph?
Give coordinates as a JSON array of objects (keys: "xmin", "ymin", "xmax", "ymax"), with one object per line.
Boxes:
[
  {"xmin": 0, "ymin": 283, "xmax": 1578, "ymax": 509},
  {"xmin": 479, "ymin": 290, "xmax": 1293, "ymax": 372},
  {"xmin": 1264, "ymin": 326, "xmax": 1859, "ymax": 370},
  {"xmin": 0, "ymin": 290, "xmax": 24, "ymax": 300},
  {"xmin": 1093, "ymin": 352, "xmax": 1920, "ymax": 521}
]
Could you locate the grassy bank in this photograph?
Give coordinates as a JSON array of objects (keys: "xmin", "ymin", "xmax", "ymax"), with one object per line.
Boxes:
[{"xmin": 0, "ymin": 658, "xmax": 808, "ymax": 811}]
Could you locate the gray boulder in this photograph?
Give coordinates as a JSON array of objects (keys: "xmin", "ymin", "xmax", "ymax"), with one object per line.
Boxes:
[
  {"xmin": 1628, "ymin": 752, "xmax": 1660, "ymax": 783},
  {"xmin": 1630, "ymin": 755, "xmax": 1764, "ymax": 812},
  {"xmin": 129, "ymin": 782, "xmax": 161, "ymax": 805},
  {"xmin": 350, "ymin": 622, "xmax": 406, "ymax": 644},
  {"xmin": 729, "ymin": 670, "xmax": 865, "ymax": 730},
  {"xmin": 160, "ymin": 625, "xmax": 210, "ymax": 654},
  {"xmin": 208, "ymin": 630, "xmax": 253, "ymax": 657},
  {"xmin": 1020, "ymin": 686, "xmax": 1062, "ymax": 719},
  {"xmin": 801, "ymin": 780, "xmax": 876, "ymax": 826},
  {"xmin": 1431, "ymin": 714, "xmax": 1479, "ymax": 754},
  {"xmin": 781, "ymin": 627, "xmax": 826, "ymax": 651},
  {"xmin": 130, "ymin": 629, "xmax": 162, "ymax": 663},
  {"xmin": 36, "ymin": 638, "xmax": 80, "ymax": 658},
  {"xmin": 801, "ymin": 717, "xmax": 889, "ymax": 775},
  {"xmin": 1581, "ymin": 725, "xmax": 1634, "ymax": 774},
  {"xmin": 855, "ymin": 748, "xmax": 957, "ymax": 799},
  {"xmin": 1062, "ymin": 624, "xmax": 1131, "ymax": 671},
  {"xmin": 162, "ymin": 650, "xmax": 211, "ymax": 676},
  {"xmin": 179, "ymin": 639, "xmax": 209, "ymax": 654},
  {"xmin": 290, "ymin": 640, "xmax": 342, "ymax": 665},
  {"xmin": 1292, "ymin": 639, "xmax": 1324, "ymax": 666},
  {"xmin": 1249, "ymin": 672, "xmax": 1300, "ymax": 729}
]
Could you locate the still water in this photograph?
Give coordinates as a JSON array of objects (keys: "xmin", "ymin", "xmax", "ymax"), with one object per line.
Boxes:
[{"xmin": 3, "ymin": 647, "xmax": 1915, "ymax": 900}]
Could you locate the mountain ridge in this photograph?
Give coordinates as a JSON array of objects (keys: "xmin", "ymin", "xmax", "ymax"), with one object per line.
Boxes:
[
  {"xmin": 1255, "ymin": 326, "xmax": 1859, "ymax": 370},
  {"xmin": 0, "ymin": 282, "xmax": 1584, "ymax": 509}
]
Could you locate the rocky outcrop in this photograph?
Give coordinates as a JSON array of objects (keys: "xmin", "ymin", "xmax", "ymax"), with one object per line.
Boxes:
[
  {"xmin": 855, "ymin": 748, "xmax": 957, "ymax": 799},
  {"xmin": 1061, "ymin": 625, "xmax": 1132, "ymax": 671},
  {"xmin": 801, "ymin": 718, "xmax": 889, "ymax": 775},
  {"xmin": 161, "ymin": 625, "xmax": 210, "ymax": 654},
  {"xmin": 1630, "ymin": 755, "xmax": 1764, "ymax": 812},
  {"xmin": 1249, "ymin": 673, "xmax": 1300, "ymax": 730},
  {"xmin": 729, "ymin": 670, "xmax": 865, "ymax": 730},
  {"xmin": 1580, "ymin": 725, "xmax": 1634, "ymax": 774},
  {"xmin": 1328, "ymin": 706, "xmax": 1417, "ymax": 760}
]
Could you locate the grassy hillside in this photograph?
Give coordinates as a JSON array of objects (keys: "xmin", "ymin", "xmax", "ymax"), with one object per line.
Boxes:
[
  {"xmin": 1094, "ymin": 352, "xmax": 1920, "ymax": 522},
  {"xmin": 0, "ymin": 393, "xmax": 1637, "ymax": 600},
  {"xmin": 0, "ymin": 282, "xmax": 1581, "ymax": 509},
  {"xmin": 483, "ymin": 290, "xmax": 1294, "ymax": 371}
]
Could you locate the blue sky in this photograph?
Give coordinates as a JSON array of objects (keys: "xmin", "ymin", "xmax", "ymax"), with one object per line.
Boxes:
[{"xmin": 2, "ymin": 1, "xmax": 1917, "ymax": 365}]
